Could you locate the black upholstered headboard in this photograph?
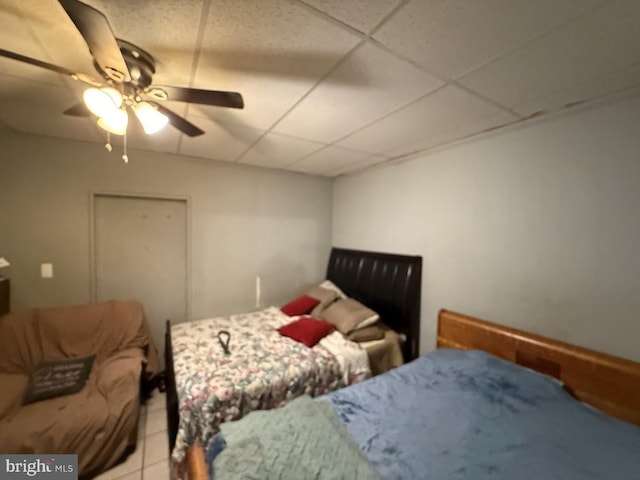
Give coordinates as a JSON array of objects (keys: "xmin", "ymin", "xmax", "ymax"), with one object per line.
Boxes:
[{"xmin": 326, "ymin": 247, "xmax": 422, "ymax": 362}]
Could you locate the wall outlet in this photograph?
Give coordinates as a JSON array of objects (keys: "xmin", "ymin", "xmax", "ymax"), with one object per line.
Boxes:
[{"xmin": 41, "ymin": 263, "xmax": 53, "ymax": 278}]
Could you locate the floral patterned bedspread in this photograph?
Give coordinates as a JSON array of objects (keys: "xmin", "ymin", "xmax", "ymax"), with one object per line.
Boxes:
[{"xmin": 170, "ymin": 307, "xmax": 348, "ymax": 461}]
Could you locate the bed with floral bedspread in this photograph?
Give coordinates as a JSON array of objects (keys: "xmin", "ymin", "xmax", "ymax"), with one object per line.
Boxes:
[{"xmin": 170, "ymin": 306, "xmax": 369, "ymax": 461}]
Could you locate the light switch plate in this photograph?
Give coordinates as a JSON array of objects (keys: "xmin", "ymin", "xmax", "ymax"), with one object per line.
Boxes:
[{"xmin": 41, "ymin": 263, "xmax": 53, "ymax": 278}]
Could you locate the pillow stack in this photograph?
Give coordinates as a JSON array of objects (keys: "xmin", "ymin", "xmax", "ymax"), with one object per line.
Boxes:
[
  {"xmin": 278, "ymin": 280, "xmax": 384, "ymax": 346},
  {"xmin": 278, "ymin": 287, "xmax": 338, "ymax": 347}
]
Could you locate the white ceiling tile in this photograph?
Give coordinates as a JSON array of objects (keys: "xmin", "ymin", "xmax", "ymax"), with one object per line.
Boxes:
[
  {"xmin": 328, "ymin": 155, "xmax": 390, "ymax": 177},
  {"xmin": 373, "ymin": 0, "xmax": 605, "ymax": 78},
  {"xmin": 459, "ymin": 0, "xmax": 640, "ymax": 117},
  {"xmin": 178, "ymin": 115, "xmax": 265, "ymax": 162},
  {"xmin": 337, "ymin": 85, "xmax": 518, "ymax": 155},
  {"xmin": 192, "ymin": 0, "xmax": 361, "ymax": 130},
  {"xmin": 385, "ymin": 109, "xmax": 519, "ymax": 157},
  {"xmin": 20, "ymin": 0, "xmax": 98, "ymax": 77},
  {"xmin": 0, "ymin": 73, "xmax": 102, "ymax": 142},
  {"xmin": 81, "ymin": 0, "xmax": 202, "ymax": 86},
  {"xmin": 0, "ymin": 0, "xmax": 40, "ymax": 58},
  {"xmin": 0, "ymin": 0, "xmax": 75, "ymax": 85},
  {"xmin": 300, "ymin": 0, "xmax": 401, "ymax": 33},
  {"xmin": 273, "ymin": 42, "xmax": 443, "ymax": 143},
  {"xmin": 239, "ymin": 132, "xmax": 325, "ymax": 169},
  {"xmin": 287, "ymin": 146, "xmax": 387, "ymax": 175},
  {"xmin": 0, "ymin": 56, "xmax": 60, "ymax": 89},
  {"xmin": 514, "ymin": 63, "xmax": 640, "ymax": 118}
]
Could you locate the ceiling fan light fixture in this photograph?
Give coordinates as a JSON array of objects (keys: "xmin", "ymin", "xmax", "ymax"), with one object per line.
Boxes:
[
  {"xmin": 97, "ymin": 107, "xmax": 128, "ymax": 135},
  {"xmin": 83, "ymin": 87, "xmax": 123, "ymax": 117},
  {"xmin": 1, "ymin": 0, "xmax": 245, "ymax": 142},
  {"xmin": 132, "ymin": 101, "xmax": 168, "ymax": 134}
]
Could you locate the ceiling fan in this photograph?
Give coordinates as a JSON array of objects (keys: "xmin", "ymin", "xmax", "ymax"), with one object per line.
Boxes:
[{"xmin": 0, "ymin": 0, "xmax": 244, "ymax": 140}]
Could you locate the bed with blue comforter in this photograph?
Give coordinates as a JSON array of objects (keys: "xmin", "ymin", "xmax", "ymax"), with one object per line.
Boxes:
[{"xmin": 208, "ymin": 348, "xmax": 640, "ymax": 479}]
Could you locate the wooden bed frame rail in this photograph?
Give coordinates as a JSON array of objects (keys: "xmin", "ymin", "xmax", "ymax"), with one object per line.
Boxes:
[
  {"xmin": 438, "ymin": 309, "xmax": 640, "ymax": 427},
  {"xmin": 164, "ymin": 319, "xmax": 179, "ymax": 453}
]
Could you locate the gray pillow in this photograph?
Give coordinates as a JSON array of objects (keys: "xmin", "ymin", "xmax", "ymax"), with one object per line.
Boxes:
[
  {"xmin": 23, "ymin": 355, "xmax": 95, "ymax": 405},
  {"xmin": 304, "ymin": 286, "xmax": 338, "ymax": 317}
]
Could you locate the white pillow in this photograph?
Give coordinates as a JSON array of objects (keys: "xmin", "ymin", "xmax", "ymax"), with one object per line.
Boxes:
[
  {"xmin": 319, "ymin": 280, "xmax": 348, "ymax": 300},
  {"xmin": 355, "ymin": 313, "xmax": 380, "ymax": 330}
]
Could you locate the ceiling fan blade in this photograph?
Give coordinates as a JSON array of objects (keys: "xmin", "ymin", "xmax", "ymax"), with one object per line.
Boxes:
[
  {"xmin": 58, "ymin": 0, "xmax": 130, "ymax": 83},
  {"xmin": 150, "ymin": 85, "xmax": 244, "ymax": 109},
  {"xmin": 63, "ymin": 103, "xmax": 90, "ymax": 116},
  {"xmin": 1, "ymin": 48, "xmax": 72, "ymax": 77},
  {"xmin": 0, "ymin": 48, "xmax": 102, "ymax": 86},
  {"xmin": 150, "ymin": 103, "xmax": 205, "ymax": 137}
]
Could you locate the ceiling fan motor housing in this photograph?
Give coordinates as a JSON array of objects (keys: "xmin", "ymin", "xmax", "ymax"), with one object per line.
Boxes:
[{"xmin": 94, "ymin": 39, "xmax": 157, "ymax": 89}]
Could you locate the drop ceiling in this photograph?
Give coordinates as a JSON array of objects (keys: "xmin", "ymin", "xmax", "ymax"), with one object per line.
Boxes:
[{"xmin": 1, "ymin": 0, "xmax": 639, "ymax": 176}]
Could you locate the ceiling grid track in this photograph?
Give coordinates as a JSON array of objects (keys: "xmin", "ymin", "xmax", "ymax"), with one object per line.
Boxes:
[
  {"xmin": 234, "ymin": 0, "xmax": 410, "ymax": 165},
  {"xmin": 176, "ymin": 0, "xmax": 213, "ymax": 154}
]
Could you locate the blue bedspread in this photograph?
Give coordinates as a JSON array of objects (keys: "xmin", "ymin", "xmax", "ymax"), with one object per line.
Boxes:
[{"xmin": 321, "ymin": 349, "xmax": 640, "ymax": 480}]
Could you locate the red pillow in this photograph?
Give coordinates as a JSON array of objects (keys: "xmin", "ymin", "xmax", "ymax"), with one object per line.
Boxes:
[
  {"xmin": 277, "ymin": 317, "xmax": 335, "ymax": 347},
  {"xmin": 281, "ymin": 295, "xmax": 320, "ymax": 316}
]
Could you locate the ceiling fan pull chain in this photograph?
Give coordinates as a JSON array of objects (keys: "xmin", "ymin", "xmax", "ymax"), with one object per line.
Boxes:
[
  {"xmin": 105, "ymin": 131, "xmax": 112, "ymax": 152},
  {"xmin": 122, "ymin": 131, "xmax": 129, "ymax": 164}
]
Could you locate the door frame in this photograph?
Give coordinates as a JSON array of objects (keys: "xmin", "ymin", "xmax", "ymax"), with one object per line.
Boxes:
[{"xmin": 89, "ymin": 191, "xmax": 192, "ymax": 321}]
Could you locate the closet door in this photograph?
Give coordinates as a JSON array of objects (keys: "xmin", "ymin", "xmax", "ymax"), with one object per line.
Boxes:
[{"xmin": 94, "ymin": 194, "xmax": 188, "ymax": 369}]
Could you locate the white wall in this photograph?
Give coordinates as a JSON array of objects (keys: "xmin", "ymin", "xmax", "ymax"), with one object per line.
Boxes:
[
  {"xmin": 0, "ymin": 131, "xmax": 333, "ymax": 321},
  {"xmin": 333, "ymin": 92, "xmax": 640, "ymax": 362}
]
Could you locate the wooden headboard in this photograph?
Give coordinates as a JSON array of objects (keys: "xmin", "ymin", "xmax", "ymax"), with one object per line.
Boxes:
[
  {"xmin": 326, "ymin": 247, "xmax": 422, "ymax": 362},
  {"xmin": 437, "ymin": 309, "xmax": 640, "ymax": 427}
]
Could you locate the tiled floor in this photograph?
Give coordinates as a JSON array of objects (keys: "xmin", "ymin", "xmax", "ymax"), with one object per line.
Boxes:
[{"xmin": 94, "ymin": 390, "xmax": 170, "ymax": 480}]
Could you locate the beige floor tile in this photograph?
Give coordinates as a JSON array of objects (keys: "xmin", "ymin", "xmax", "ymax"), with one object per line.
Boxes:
[
  {"xmin": 144, "ymin": 430, "xmax": 170, "ymax": 467},
  {"xmin": 138, "ymin": 407, "xmax": 147, "ymax": 440},
  {"xmin": 142, "ymin": 460, "xmax": 170, "ymax": 480},
  {"xmin": 145, "ymin": 390, "xmax": 166, "ymax": 413},
  {"xmin": 113, "ymin": 471, "xmax": 142, "ymax": 480},
  {"xmin": 145, "ymin": 408, "xmax": 167, "ymax": 436},
  {"xmin": 94, "ymin": 442, "xmax": 144, "ymax": 480}
]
